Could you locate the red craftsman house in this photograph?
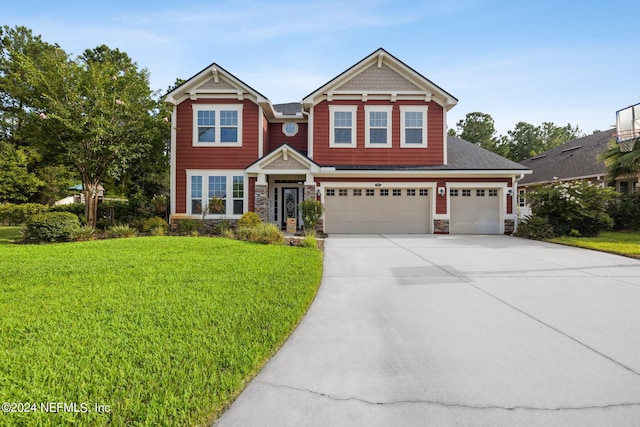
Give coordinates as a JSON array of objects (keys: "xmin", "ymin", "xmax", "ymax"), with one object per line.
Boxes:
[{"xmin": 165, "ymin": 49, "xmax": 530, "ymax": 234}]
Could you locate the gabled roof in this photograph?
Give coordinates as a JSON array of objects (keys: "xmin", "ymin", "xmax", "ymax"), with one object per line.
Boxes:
[
  {"xmin": 164, "ymin": 62, "xmax": 270, "ymax": 106},
  {"xmin": 329, "ymin": 136, "xmax": 530, "ymax": 172},
  {"xmin": 302, "ymin": 48, "xmax": 458, "ymax": 110},
  {"xmin": 519, "ymin": 129, "xmax": 615, "ymax": 185},
  {"xmin": 245, "ymin": 144, "xmax": 321, "ymax": 174}
]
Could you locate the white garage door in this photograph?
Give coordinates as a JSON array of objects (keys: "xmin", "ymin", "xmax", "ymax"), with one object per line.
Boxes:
[
  {"xmin": 449, "ymin": 188, "xmax": 500, "ymax": 234},
  {"xmin": 324, "ymin": 187, "xmax": 431, "ymax": 234}
]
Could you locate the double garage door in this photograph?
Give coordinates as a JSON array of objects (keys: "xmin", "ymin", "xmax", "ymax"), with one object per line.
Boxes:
[
  {"xmin": 324, "ymin": 186, "xmax": 502, "ymax": 234},
  {"xmin": 324, "ymin": 187, "xmax": 431, "ymax": 234}
]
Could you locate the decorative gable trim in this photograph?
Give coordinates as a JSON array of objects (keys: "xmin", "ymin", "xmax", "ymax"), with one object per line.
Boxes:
[
  {"xmin": 302, "ymin": 48, "xmax": 457, "ymax": 110},
  {"xmin": 164, "ymin": 63, "xmax": 270, "ymax": 106},
  {"xmin": 245, "ymin": 144, "xmax": 321, "ymax": 174}
]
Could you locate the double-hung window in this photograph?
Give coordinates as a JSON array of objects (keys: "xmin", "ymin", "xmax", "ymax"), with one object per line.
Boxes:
[
  {"xmin": 193, "ymin": 104, "xmax": 243, "ymax": 146},
  {"xmin": 188, "ymin": 172, "xmax": 246, "ymax": 217},
  {"xmin": 400, "ymin": 106, "xmax": 428, "ymax": 147},
  {"xmin": 329, "ymin": 106, "xmax": 357, "ymax": 147},
  {"xmin": 365, "ymin": 106, "xmax": 392, "ymax": 148}
]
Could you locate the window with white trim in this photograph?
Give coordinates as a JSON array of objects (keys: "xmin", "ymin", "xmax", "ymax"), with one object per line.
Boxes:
[
  {"xmin": 365, "ymin": 189, "xmax": 375, "ymax": 196},
  {"xmin": 192, "ymin": 104, "xmax": 243, "ymax": 146},
  {"xmin": 187, "ymin": 173, "xmax": 246, "ymax": 216},
  {"xmin": 462, "ymin": 189, "xmax": 471, "ymax": 197},
  {"xmin": 365, "ymin": 106, "xmax": 392, "ymax": 147},
  {"xmin": 407, "ymin": 189, "xmax": 416, "ymax": 196},
  {"xmin": 419, "ymin": 189, "xmax": 429, "ymax": 196},
  {"xmin": 450, "ymin": 189, "xmax": 458, "ymax": 197},
  {"xmin": 489, "ymin": 189, "xmax": 498, "ymax": 197},
  {"xmin": 518, "ymin": 190, "xmax": 526, "ymax": 207},
  {"xmin": 476, "ymin": 189, "xmax": 485, "ymax": 197},
  {"xmin": 353, "ymin": 189, "xmax": 362, "ymax": 196},
  {"xmin": 329, "ymin": 106, "xmax": 357, "ymax": 147},
  {"xmin": 380, "ymin": 189, "xmax": 389, "ymax": 196},
  {"xmin": 338, "ymin": 189, "xmax": 348, "ymax": 196},
  {"xmin": 392, "ymin": 189, "xmax": 401, "ymax": 196},
  {"xmin": 400, "ymin": 106, "xmax": 428, "ymax": 147},
  {"xmin": 326, "ymin": 189, "xmax": 335, "ymax": 196}
]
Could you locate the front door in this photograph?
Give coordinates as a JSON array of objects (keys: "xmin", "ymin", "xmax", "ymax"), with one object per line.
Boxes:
[{"xmin": 282, "ymin": 188, "xmax": 298, "ymax": 228}]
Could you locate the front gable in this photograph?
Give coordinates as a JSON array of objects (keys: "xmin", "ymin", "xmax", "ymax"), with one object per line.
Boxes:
[{"xmin": 246, "ymin": 144, "xmax": 321, "ymax": 175}]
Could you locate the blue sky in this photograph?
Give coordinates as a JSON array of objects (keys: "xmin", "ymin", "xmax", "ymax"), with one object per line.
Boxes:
[{"xmin": 4, "ymin": 0, "xmax": 638, "ymax": 135}]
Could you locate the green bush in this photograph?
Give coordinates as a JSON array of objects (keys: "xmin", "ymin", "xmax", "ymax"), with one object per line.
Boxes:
[
  {"xmin": 106, "ymin": 224, "xmax": 138, "ymax": 239},
  {"xmin": 236, "ymin": 223, "xmax": 284, "ymax": 245},
  {"xmin": 142, "ymin": 216, "xmax": 169, "ymax": 233},
  {"xmin": 24, "ymin": 211, "xmax": 81, "ymax": 243},
  {"xmin": 299, "ymin": 231, "xmax": 319, "ymax": 249},
  {"xmin": 299, "ymin": 199, "xmax": 324, "ymax": 231},
  {"xmin": 608, "ymin": 193, "xmax": 640, "ymax": 231},
  {"xmin": 527, "ymin": 180, "xmax": 616, "ymax": 237},
  {"xmin": 70, "ymin": 225, "xmax": 97, "ymax": 242},
  {"xmin": 515, "ymin": 216, "xmax": 556, "ymax": 239},
  {"xmin": 0, "ymin": 203, "xmax": 49, "ymax": 225},
  {"xmin": 237, "ymin": 211, "xmax": 262, "ymax": 228},
  {"xmin": 213, "ymin": 219, "xmax": 232, "ymax": 235},
  {"xmin": 177, "ymin": 219, "xmax": 201, "ymax": 235},
  {"xmin": 149, "ymin": 226, "xmax": 166, "ymax": 236}
]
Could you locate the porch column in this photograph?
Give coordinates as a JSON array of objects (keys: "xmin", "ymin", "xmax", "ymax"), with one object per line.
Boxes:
[{"xmin": 255, "ymin": 174, "xmax": 269, "ymax": 221}]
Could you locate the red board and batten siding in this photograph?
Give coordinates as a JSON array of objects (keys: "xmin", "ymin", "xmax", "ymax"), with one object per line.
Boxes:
[
  {"xmin": 174, "ymin": 99, "xmax": 260, "ymax": 214},
  {"xmin": 312, "ymin": 100, "xmax": 444, "ymax": 166}
]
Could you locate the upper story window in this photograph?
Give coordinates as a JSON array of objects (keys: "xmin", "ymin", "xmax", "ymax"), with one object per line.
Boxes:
[
  {"xmin": 365, "ymin": 106, "xmax": 392, "ymax": 148},
  {"xmin": 400, "ymin": 106, "xmax": 428, "ymax": 148},
  {"xmin": 329, "ymin": 105, "xmax": 357, "ymax": 148},
  {"xmin": 282, "ymin": 122, "xmax": 299, "ymax": 137},
  {"xmin": 192, "ymin": 104, "xmax": 243, "ymax": 147}
]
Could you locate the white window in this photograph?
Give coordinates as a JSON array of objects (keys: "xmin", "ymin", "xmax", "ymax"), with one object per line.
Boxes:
[
  {"xmin": 187, "ymin": 172, "xmax": 246, "ymax": 217},
  {"xmin": 462, "ymin": 189, "xmax": 471, "ymax": 197},
  {"xmin": 407, "ymin": 189, "xmax": 416, "ymax": 196},
  {"xmin": 365, "ymin": 106, "xmax": 392, "ymax": 148},
  {"xmin": 326, "ymin": 189, "xmax": 335, "ymax": 196},
  {"xmin": 419, "ymin": 189, "xmax": 429, "ymax": 196},
  {"xmin": 489, "ymin": 189, "xmax": 498, "ymax": 197},
  {"xmin": 353, "ymin": 189, "xmax": 362, "ymax": 196},
  {"xmin": 476, "ymin": 189, "xmax": 485, "ymax": 197},
  {"xmin": 282, "ymin": 122, "xmax": 298, "ymax": 137},
  {"xmin": 365, "ymin": 189, "xmax": 375, "ymax": 196},
  {"xmin": 329, "ymin": 106, "xmax": 357, "ymax": 147},
  {"xmin": 450, "ymin": 189, "xmax": 458, "ymax": 197},
  {"xmin": 392, "ymin": 189, "xmax": 401, "ymax": 196},
  {"xmin": 338, "ymin": 189, "xmax": 348, "ymax": 196},
  {"xmin": 518, "ymin": 190, "xmax": 526, "ymax": 207},
  {"xmin": 380, "ymin": 189, "xmax": 389, "ymax": 196},
  {"xmin": 192, "ymin": 104, "xmax": 243, "ymax": 146},
  {"xmin": 400, "ymin": 106, "xmax": 428, "ymax": 148}
]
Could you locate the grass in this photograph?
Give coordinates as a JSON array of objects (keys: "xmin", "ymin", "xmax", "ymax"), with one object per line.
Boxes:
[
  {"xmin": 550, "ymin": 231, "xmax": 640, "ymax": 258},
  {"xmin": 0, "ymin": 232, "xmax": 323, "ymax": 426},
  {"xmin": 0, "ymin": 225, "xmax": 21, "ymax": 244}
]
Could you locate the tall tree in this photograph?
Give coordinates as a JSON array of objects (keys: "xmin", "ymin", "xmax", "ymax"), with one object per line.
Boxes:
[
  {"xmin": 451, "ymin": 112, "xmax": 500, "ymax": 152},
  {"xmin": 0, "ymin": 141, "xmax": 42, "ymax": 202},
  {"xmin": 14, "ymin": 44, "xmax": 167, "ymax": 226}
]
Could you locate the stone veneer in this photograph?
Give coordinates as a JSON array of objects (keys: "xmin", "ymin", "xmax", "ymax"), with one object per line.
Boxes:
[
  {"xmin": 504, "ymin": 219, "xmax": 515, "ymax": 235},
  {"xmin": 433, "ymin": 219, "xmax": 450, "ymax": 234},
  {"xmin": 254, "ymin": 184, "xmax": 269, "ymax": 221}
]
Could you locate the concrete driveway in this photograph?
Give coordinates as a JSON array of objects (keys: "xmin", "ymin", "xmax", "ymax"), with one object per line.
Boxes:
[{"xmin": 215, "ymin": 235, "xmax": 640, "ymax": 426}]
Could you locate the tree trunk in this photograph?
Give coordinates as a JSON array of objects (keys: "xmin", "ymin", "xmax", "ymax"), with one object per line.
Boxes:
[{"xmin": 83, "ymin": 182, "xmax": 100, "ymax": 227}]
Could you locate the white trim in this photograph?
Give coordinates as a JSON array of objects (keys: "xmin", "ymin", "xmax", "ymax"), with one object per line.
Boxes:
[
  {"xmin": 282, "ymin": 122, "xmax": 299, "ymax": 137},
  {"xmin": 170, "ymin": 106, "xmax": 177, "ymax": 219},
  {"xmin": 191, "ymin": 104, "xmax": 243, "ymax": 147},
  {"xmin": 400, "ymin": 105, "xmax": 428, "ymax": 148},
  {"xmin": 443, "ymin": 108, "xmax": 448, "ymax": 164},
  {"xmin": 307, "ymin": 106, "xmax": 314, "ymax": 159},
  {"xmin": 364, "ymin": 105, "xmax": 393, "ymax": 148},
  {"xmin": 185, "ymin": 170, "xmax": 247, "ymax": 218},
  {"xmin": 258, "ymin": 105, "xmax": 264, "ymax": 158},
  {"xmin": 447, "ymin": 181, "xmax": 508, "ymax": 234},
  {"xmin": 329, "ymin": 105, "xmax": 357, "ymax": 148}
]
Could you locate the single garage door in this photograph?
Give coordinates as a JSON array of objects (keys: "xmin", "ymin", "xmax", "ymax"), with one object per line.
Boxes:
[
  {"xmin": 324, "ymin": 187, "xmax": 431, "ymax": 233},
  {"xmin": 449, "ymin": 188, "xmax": 500, "ymax": 234}
]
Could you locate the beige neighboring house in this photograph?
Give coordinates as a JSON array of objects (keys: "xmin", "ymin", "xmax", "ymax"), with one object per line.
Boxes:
[
  {"xmin": 54, "ymin": 184, "xmax": 105, "ymax": 205},
  {"xmin": 518, "ymin": 129, "xmax": 637, "ymax": 217}
]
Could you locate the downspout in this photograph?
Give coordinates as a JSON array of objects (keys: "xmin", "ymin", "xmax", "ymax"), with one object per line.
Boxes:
[
  {"xmin": 301, "ymin": 107, "xmax": 312, "ymax": 159},
  {"xmin": 513, "ymin": 173, "xmax": 525, "ymax": 233}
]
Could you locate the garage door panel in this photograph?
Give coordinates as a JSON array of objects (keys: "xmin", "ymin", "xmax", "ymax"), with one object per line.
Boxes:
[
  {"xmin": 325, "ymin": 188, "xmax": 431, "ymax": 234},
  {"xmin": 450, "ymin": 189, "xmax": 500, "ymax": 234}
]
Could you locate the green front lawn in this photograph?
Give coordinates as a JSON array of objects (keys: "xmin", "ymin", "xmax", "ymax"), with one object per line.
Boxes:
[
  {"xmin": 0, "ymin": 234, "xmax": 323, "ymax": 426},
  {"xmin": 0, "ymin": 225, "xmax": 21, "ymax": 244},
  {"xmin": 550, "ymin": 231, "xmax": 640, "ymax": 258}
]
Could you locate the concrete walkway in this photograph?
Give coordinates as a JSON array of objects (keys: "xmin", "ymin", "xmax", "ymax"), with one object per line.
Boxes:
[{"xmin": 215, "ymin": 235, "xmax": 640, "ymax": 426}]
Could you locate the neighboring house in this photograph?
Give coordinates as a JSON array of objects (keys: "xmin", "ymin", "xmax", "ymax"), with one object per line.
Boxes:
[
  {"xmin": 518, "ymin": 129, "xmax": 637, "ymax": 217},
  {"xmin": 55, "ymin": 183, "xmax": 105, "ymax": 205},
  {"xmin": 165, "ymin": 48, "xmax": 530, "ymax": 234}
]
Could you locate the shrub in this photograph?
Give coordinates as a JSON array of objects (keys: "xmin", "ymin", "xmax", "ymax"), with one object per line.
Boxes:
[
  {"xmin": 1, "ymin": 203, "xmax": 49, "ymax": 225},
  {"xmin": 177, "ymin": 219, "xmax": 201, "ymax": 235},
  {"xmin": 220, "ymin": 228, "xmax": 235, "ymax": 240},
  {"xmin": 237, "ymin": 211, "xmax": 262, "ymax": 228},
  {"xmin": 299, "ymin": 231, "xmax": 319, "ymax": 249},
  {"xmin": 149, "ymin": 226, "xmax": 166, "ymax": 236},
  {"xmin": 515, "ymin": 216, "xmax": 556, "ymax": 240},
  {"xmin": 142, "ymin": 216, "xmax": 169, "ymax": 233},
  {"xmin": 24, "ymin": 211, "xmax": 81, "ymax": 243},
  {"xmin": 299, "ymin": 199, "xmax": 324, "ymax": 231},
  {"xmin": 608, "ymin": 193, "xmax": 640, "ymax": 231},
  {"xmin": 527, "ymin": 180, "xmax": 616, "ymax": 237},
  {"xmin": 213, "ymin": 219, "xmax": 232, "ymax": 235},
  {"xmin": 106, "ymin": 224, "xmax": 138, "ymax": 239},
  {"xmin": 70, "ymin": 226, "xmax": 97, "ymax": 242},
  {"xmin": 236, "ymin": 223, "xmax": 284, "ymax": 245}
]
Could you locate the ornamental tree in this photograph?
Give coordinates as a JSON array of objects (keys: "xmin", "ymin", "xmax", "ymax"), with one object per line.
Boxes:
[{"xmin": 13, "ymin": 44, "xmax": 168, "ymax": 226}]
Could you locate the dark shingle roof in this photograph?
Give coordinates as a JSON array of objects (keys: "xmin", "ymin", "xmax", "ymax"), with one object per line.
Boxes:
[
  {"xmin": 331, "ymin": 136, "xmax": 529, "ymax": 171},
  {"xmin": 273, "ymin": 102, "xmax": 302, "ymax": 115},
  {"xmin": 519, "ymin": 129, "xmax": 615, "ymax": 185}
]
